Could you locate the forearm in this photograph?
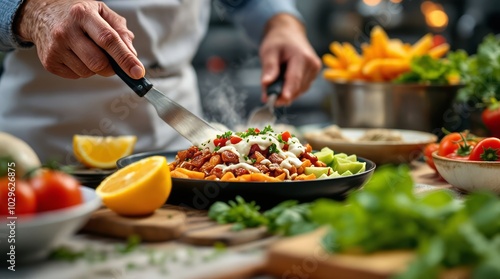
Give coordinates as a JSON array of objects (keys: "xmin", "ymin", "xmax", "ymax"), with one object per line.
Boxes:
[{"xmin": 0, "ymin": 0, "xmax": 33, "ymax": 51}]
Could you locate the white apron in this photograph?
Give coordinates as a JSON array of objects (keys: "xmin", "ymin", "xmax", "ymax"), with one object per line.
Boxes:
[{"xmin": 0, "ymin": 0, "xmax": 210, "ymax": 164}]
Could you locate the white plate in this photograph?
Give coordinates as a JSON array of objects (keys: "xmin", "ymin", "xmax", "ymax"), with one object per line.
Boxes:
[{"xmin": 303, "ymin": 128, "xmax": 438, "ymax": 165}]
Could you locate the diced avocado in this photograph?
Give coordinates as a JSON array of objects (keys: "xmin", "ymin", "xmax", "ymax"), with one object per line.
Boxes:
[
  {"xmin": 341, "ymin": 170, "xmax": 353, "ymax": 176},
  {"xmin": 331, "ymin": 156, "xmax": 352, "ymax": 170},
  {"xmin": 334, "ymin": 153, "xmax": 348, "ymax": 159},
  {"xmin": 304, "ymin": 166, "xmax": 333, "ymax": 178},
  {"xmin": 335, "ymin": 161, "xmax": 366, "ymax": 175},
  {"xmin": 318, "ymin": 173, "xmax": 329, "ymax": 179},
  {"xmin": 314, "ymin": 148, "xmax": 335, "ymax": 165},
  {"xmin": 328, "ymin": 171, "xmax": 341, "ymax": 178},
  {"xmin": 345, "ymin": 154, "xmax": 358, "ymax": 162}
]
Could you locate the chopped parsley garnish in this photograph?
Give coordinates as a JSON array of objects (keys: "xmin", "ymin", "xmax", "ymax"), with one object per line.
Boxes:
[
  {"xmin": 261, "ymin": 125, "xmax": 274, "ymax": 134},
  {"xmin": 268, "ymin": 143, "xmax": 279, "ymax": 154},
  {"xmin": 217, "ymin": 131, "xmax": 233, "ymax": 139}
]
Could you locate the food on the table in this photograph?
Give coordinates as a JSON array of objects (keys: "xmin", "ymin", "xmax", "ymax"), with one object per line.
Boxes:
[
  {"xmin": 311, "ymin": 125, "xmax": 404, "ymax": 142},
  {"xmin": 468, "ymin": 137, "xmax": 500, "ymax": 161},
  {"xmin": 0, "ymin": 131, "xmax": 41, "ymax": 177},
  {"xmin": 481, "ymin": 98, "xmax": 500, "ymax": 138},
  {"xmin": 96, "ymin": 156, "xmax": 172, "ymax": 216},
  {"xmin": 73, "ymin": 135, "xmax": 137, "ymax": 169},
  {"xmin": 29, "ymin": 169, "xmax": 83, "ymax": 212},
  {"xmin": 0, "ymin": 133, "xmax": 84, "ymax": 216},
  {"xmin": 169, "ymin": 126, "xmax": 365, "ymax": 181},
  {"xmin": 322, "ymin": 25, "xmax": 454, "ymax": 83}
]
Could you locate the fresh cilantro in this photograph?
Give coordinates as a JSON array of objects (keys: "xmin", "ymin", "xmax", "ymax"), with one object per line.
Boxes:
[
  {"xmin": 261, "ymin": 125, "xmax": 274, "ymax": 134},
  {"xmin": 217, "ymin": 131, "xmax": 233, "ymax": 139},
  {"xmin": 208, "ymin": 196, "xmax": 268, "ymax": 230}
]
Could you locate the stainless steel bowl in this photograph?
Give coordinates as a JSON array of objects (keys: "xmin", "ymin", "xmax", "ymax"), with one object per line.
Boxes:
[{"xmin": 330, "ymin": 82, "xmax": 463, "ymax": 133}]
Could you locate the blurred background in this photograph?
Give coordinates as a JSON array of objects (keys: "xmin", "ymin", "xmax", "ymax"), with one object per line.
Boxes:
[{"xmin": 1, "ymin": 0, "xmax": 499, "ymax": 129}]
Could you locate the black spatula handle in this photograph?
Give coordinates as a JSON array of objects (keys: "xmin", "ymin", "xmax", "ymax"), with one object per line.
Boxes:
[
  {"xmin": 105, "ymin": 53, "xmax": 152, "ymax": 97},
  {"xmin": 267, "ymin": 64, "xmax": 286, "ymax": 97}
]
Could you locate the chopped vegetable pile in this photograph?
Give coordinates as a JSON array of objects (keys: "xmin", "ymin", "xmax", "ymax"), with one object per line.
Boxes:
[{"xmin": 209, "ymin": 165, "xmax": 500, "ymax": 279}]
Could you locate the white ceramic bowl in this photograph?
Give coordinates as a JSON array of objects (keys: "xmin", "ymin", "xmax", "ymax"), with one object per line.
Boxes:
[
  {"xmin": 304, "ymin": 128, "xmax": 438, "ymax": 164},
  {"xmin": 432, "ymin": 152, "xmax": 500, "ymax": 193},
  {"xmin": 0, "ymin": 186, "xmax": 101, "ymax": 263}
]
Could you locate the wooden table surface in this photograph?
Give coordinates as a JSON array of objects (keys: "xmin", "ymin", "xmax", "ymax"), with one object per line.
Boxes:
[{"xmin": 6, "ymin": 161, "xmax": 455, "ymax": 279}]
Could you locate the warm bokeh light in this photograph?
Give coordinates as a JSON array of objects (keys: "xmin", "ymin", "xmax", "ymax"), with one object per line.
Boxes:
[
  {"xmin": 421, "ymin": 1, "xmax": 448, "ymax": 31},
  {"xmin": 363, "ymin": 0, "xmax": 382, "ymax": 7},
  {"xmin": 427, "ymin": 9, "xmax": 448, "ymax": 29},
  {"xmin": 390, "ymin": 0, "xmax": 402, "ymax": 3}
]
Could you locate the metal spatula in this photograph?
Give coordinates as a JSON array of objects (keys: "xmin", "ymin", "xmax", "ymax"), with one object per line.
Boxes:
[
  {"xmin": 247, "ymin": 65, "xmax": 286, "ymax": 128},
  {"xmin": 107, "ymin": 55, "xmax": 221, "ymax": 145}
]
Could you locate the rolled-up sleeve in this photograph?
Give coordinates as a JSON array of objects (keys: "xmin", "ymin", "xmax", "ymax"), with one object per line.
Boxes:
[
  {"xmin": 215, "ymin": 0, "xmax": 303, "ymax": 46},
  {"xmin": 0, "ymin": 0, "xmax": 32, "ymax": 51}
]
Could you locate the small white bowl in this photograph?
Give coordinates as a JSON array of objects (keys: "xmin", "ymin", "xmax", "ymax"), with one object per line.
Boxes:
[
  {"xmin": 0, "ymin": 186, "xmax": 101, "ymax": 263},
  {"xmin": 432, "ymin": 151, "xmax": 500, "ymax": 193}
]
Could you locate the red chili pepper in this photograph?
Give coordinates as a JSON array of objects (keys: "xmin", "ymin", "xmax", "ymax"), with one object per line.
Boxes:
[{"xmin": 468, "ymin": 137, "xmax": 500, "ymax": 161}]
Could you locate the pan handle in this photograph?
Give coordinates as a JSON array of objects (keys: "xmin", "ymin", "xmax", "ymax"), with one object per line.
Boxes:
[{"xmin": 105, "ymin": 53, "xmax": 153, "ymax": 97}]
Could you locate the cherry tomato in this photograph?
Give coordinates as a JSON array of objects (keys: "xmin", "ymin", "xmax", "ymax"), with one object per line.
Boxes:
[
  {"xmin": 423, "ymin": 143, "xmax": 439, "ymax": 171},
  {"xmin": 482, "ymin": 99, "xmax": 500, "ymax": 138},
  {"xmin": 230, "ymin": 136, "xmax": 242, "ymax": 144},
  {"xmin": 0, "ymin": 177, "xmax": 37, "ymax": 216},
  {"xmin": 281, "ymin": 131, "xmax": 292, "ymax": 142},
  {"xmin": 29, "ymin": 170, "xmax": 82, "ymax": 212},
  {"xmin": 437, "ymin": 131, "xmax": 477, "ymax": 157},
  {"xmin": 468, "ymin": 137, "xmax": 500, "ymax": 161}
]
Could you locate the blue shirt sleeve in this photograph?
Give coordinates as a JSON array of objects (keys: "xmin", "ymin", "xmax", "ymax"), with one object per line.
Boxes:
[
  {"xmin": 214, "ymin": 0, "xmax": 303, "ymax": 46},
  {"xmin": 0, "ymin": 0, "xmax": 32, "ymax": 51}
]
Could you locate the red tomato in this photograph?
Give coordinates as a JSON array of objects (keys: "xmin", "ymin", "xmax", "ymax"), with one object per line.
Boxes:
[
  {"xmin": 468, "ymin": 137, "xmax": 500, "ymax": 161},
  {"xmin": 230, "ymin": 136, "xmax": 242, "ymax": 144},
  {"xmin": 0, "ymin": 177, "xmax": 37, "ymax": 216},
  {"xmin": 482, "ymin": 100, "xmax": 500, "ymax": 138},
  {"xmin": 437, "ymin": 132, "xmax": 476, "ymax": 157},
  {"xmin": 423, "ymin": 143, "xmax": 439, "ymax": 171},
  {"xmin": 281, "ymin": 131, "xmax": 292, "ymax": 142},
  {"xmin": 29, "ymin": 170, "xmax": 82, "ymax": 212},
  {"xmin": 445, "ymin": 153, "xmax": 470, "ymax": 160},
  {"xmin": 213, "ymin": 138, "xmax": 227, "ymax": 147}
]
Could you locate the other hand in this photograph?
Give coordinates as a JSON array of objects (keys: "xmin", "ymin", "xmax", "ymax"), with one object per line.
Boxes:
[{"xmin": 259, "ymin": 14, "xmax": 321, "ymax": 107}]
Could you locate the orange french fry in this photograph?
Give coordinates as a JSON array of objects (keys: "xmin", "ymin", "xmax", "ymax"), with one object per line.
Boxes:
[
  {"xmin": 275, "ymin": 173, "xmax": 287, "ymax": 181},
  {"xmin": 220, "ymin": 171, "xmax": 235, "ymax": 181},
  {"xmin": 294, "ymin": 173, "xmax": 316, "ymax": 181},
  {"xmin": 386, "ymin": 40, "xmax": 408, "ymax": 59},
  {"xmin": 370, "ymin": 26, "xmax": 389, "ymax": 58},
  {"xmin": 170, "ymin": 170, "xmax": 189, "ymax": 179},
  {"xmin": 323, "ymin": 68, "xmax": 350, "ymax": 81},
  {"xmin": 410, "ymin": 33, "xmax": 433, "ymax": 57},
  {"xmin": 428, "ymin": 43, "xmax": 450, "ymax": 59},
  {"xmin": 322, "ymin": 53, "xmax": 343, "ymax": 69},
  {"xmin": 250, "ymin": 172, "xmax": 280, "ymax": 182},
  {"xmin": 175, "ymin": 168, "xmax": 205, "ymax": 179},
  {"xmin": 380, "ymin": 59, "xmax": 411, "ymax": 80},
  {"xmin": 329, "ymin": 42, "xmax": 348, "ymax": 67},
  {"xmin": 342, "ymin": 42, "xmax": 362, "ymax": 64}
]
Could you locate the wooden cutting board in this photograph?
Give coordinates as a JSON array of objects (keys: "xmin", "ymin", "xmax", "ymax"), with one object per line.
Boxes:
[
  {"xmin": 264, "ymin": 228, "xmax": 471, "ymax": 279},
  {"xmin": 81, "ymin": 208, "xmax": 187, "ymax": 242}
]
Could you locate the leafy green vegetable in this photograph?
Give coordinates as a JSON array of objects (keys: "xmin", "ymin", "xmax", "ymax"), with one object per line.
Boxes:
[
  {"xmin": 208, "ymin": 196, "xmax": 267, "ymax": 230},
  {"xmin": 308, "ymin": 165, "xmax": 500, "ymax": 279},
  {"xmin": 208, "ymin": 197, "xmax": 317, "ymax": 236},
  {"xmin": 456, "ymin": 34, "xmax": 500, "ymax": 103},
  {"xmin": 395, "ymin": 54, "xmax": 464, "ymax": 85}
]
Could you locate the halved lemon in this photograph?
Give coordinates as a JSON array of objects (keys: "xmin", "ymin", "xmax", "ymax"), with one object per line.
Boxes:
[
  {"xmin": 95, "ymin": 156, "xmax": 172, "ymax": 216},
  {"xmin": 73, "ymin": 135, "xmax": 137, "ymax": 169}
]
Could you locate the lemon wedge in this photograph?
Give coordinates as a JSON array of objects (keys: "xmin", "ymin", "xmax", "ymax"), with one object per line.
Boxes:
[
  {"xmin": 73, "ymin": 135, "xmax": 137, "ymax": 169},
  {"xmin": 95, "ymin": 156, "xmax": 172, "ymax": 216}
]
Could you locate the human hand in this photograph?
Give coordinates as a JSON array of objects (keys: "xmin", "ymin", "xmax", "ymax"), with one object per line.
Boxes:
[
  {"xmin": 14, "ymin": 0, "xmax": 145, "ymax": 79},
  {"xmin": 259, "ymin": 14, "xmax": 321, "ymax": 107}
]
